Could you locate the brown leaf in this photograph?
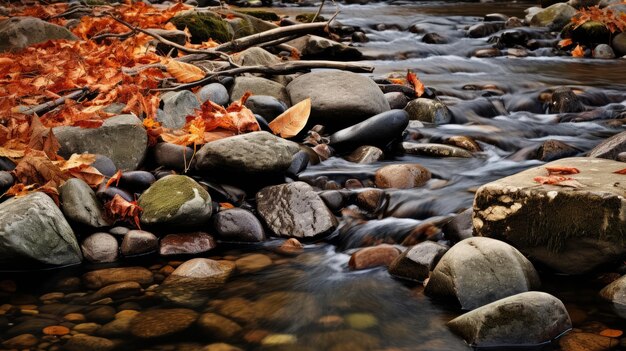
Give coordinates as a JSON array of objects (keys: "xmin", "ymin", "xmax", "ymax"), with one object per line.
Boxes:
[
  {"xmin": 28, "ymin": 115, "xmax": 60, "ymax": 159},
  {"xmin": 269, "ymin": 98, "xmax": 311, "ymax": 138},
  {"xmin": 105, "ymin": 169, "xmax": 123, "ymax": 189},
  {"xmin": 0, "ymin": 146, "xmax": 25, "ymax": 159},
  {"xmin": 163, "ymin": 58, "xmax": 205, "ymax": 83},
  {"xmin": 105, "ymin": 194, "xmax": 143, "ymax": 229},
  {"xmin": 12, "ymin": 150, "xmax": 70, "ymax": 188}
]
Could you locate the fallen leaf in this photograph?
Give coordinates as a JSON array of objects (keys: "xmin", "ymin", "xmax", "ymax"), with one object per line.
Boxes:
[
  {"xmin": 105, "ymin": 170, "xmax": 123, "ymax": 189},
  {"xmin": 614, "ymin": 168, "xmax": 626, "ymax": 174},
  {"xmin": 600, "ymin": 329, "xmax": 623, "ymax": 338},
  {"xmin": 407, "ymin": 70, "xmax": 425, "ymax": 97},
  {"xmin": 105, "ymin": 194, "xmax": 143, "ymax": 229},
  {"xmin": 545, "ymin": 166, "xmax": 580, "ymax": 175},
  {"xmin": 12, "ymin": 150, "xmax": 70, "ymax": 189},
  {"xmin": 558, "ymin": 38, "xmax": 573, "ymax": 48},
  {"xmin": 572, "ymin": 44, "xmax": 585, "ymax": 58},
  {"xmin": 534, "ymin": 175, "xmax": 583, "ymax": 188},
  {"xmin": 2, "ymin": 183, "xmax": 37, "ymax": 198},
  {"xmin": 0, "ymin": 146, "xmax": 25, "ymax": 159},
  {"xmin": 163, "ymin": 58, "xmax": 205, "ymax": 83},
  {"xmin": 28, "ymin": 115, "xmax": 60, "ymax": 159},
  {"xmin": 269, "ymin": 98, "xmax": 311, "ymax": 138}
]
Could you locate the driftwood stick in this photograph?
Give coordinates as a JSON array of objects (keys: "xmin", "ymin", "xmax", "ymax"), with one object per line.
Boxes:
[
  {"xmin": 312, "ymin": 0, "xmax": 326, "ymax": 22},
  {"xmin": 259, "ymin": 35, "xmax": 300, "ymax": 49},
  {"xmin": 20, "ymin": 88, "xmax": 89, "ymax": 116},
  {"xmin": 154, "ymin": 60, "xmax": 375, "ymax": 92}
]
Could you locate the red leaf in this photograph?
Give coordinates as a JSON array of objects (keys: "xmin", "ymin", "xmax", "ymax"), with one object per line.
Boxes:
[
  {"xmin": 105, "ymin": 194, "xmax": 142, "ymax": 229},
  {"xmin": 614, "ymin": 168, "xmax": 626, "ymax": 174},
  {"xmin": 545, "ymin": 166, "xmax": 580, "ymax": 175},
  {"xmin": 407, "ymin": 70, "xmax": 425, "ymax": 97}
]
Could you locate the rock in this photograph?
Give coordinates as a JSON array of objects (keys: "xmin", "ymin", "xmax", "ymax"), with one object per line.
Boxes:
[
  {"xmin": 328, "ymin": 110, "xmax": 409, "ymax": 153},
  {"xmin": 572, "ymin": 21, "xmax": 611, "ymax": 45},
  {"xmin": 64, "ymin": 335, "xmax": 115, "ymax": 351},
  {"xmin": 235, "ymin": 254, "xmax": 272, "ymax": 272},
  {"xmin": 348, "ymin": 244, "xmax": 401, "ymax": 270},
  {"xmin": 81, "ymin": 233, "xmax": 119, "ymax": 263},
  {"xmin": 195, "ymin": 131, "xmax": 300, "ymax": 176},
  {"xmin": 159, "ymin": 232, "xmax": 216, "ymax": 256},
  {"xmin": 118, "ymin": 171, "xmax": 154, "ymax": 193},
  {"xmin": 422, "ymin": 32, "xmax": 448, "ymax": 44},
  {"xmin": 0, "ymin": 192, "xmax": 81, "ymax": 267},
  {"xmin": 159, "ymin": 91, "xmax": 200, "ymax": 129},
  {"xmin": 244, "ymin": 95, "xmax": 287, "ymax": 122},
  {"xmin": 384, "ymin": 92, "xmax": 410, "ymax": 110},
  {"xmin": 467, "ymin": 22, "xmax": 505, "ymax": 38},
  {"xmin": 442, "ymin": 208, "xmax": 474, "ymax": 243},
  {"xmin": 593, "ymin": 43, "xmax": 616, "ymax": 58},
  {"xmin": 253, "ymin": 292, "xmax": 319, "ymax": 327},
  {"xmin": 212, "ymin": 208, "xmax": 265, "ymax": 242},
  {"xmin": 197, "ymin": 313, "xmax": 242, "ymax": 339},
  {"xmin": 445, "ymin": 136, "xmax": 481, "ymax": 152},
  {"xmin": 170, "ymin": 12, "xmax": 232, "ymax": 44},
  {"xmin": 91, "ymin": 282, "xmax": 142, "ymax": 301},
  {"xmin": 402, "ymin": 142, "xmax": 474, "ymax": 158},
  {"xmin": 138, "ymin": 175, "xmax": 212, "ymax": 227},
  {"xmin": 197, "ymin": 83, "xmax": 229, "ymax": 105},
  {"xmin": 388, "ymin": 241, "xmax": 448, "ymax": 281},
  {"xmin": 549, "ymin": 87, "xmax": 585, "ymax": 114},
  {"xmin": 92, "ymin": 155, "xmax": 117, "ymax": 177},
  {"xmin": 130, "ymin": 308, "xmax": 198, "ymax": 339},
  {"xmin": 168, "ymin": 258, "xmax": 235, "ymax": 283},
  {"xmin": 404, "ymin": 98, "xmax": 451, "ymax": 125},
  {"xmin": 256, "ymin": 181, "xmax": 338, "ymax": 239},
  {"xmin": 60, "ymin": 178, "xmax": 110, "ymax": 228},
  {"xmin": 346, "ymin": 146, "xmax": 384, "ymax": 164},
  {"xmin": 474, "ymin": 48, "xmax": 502, "ymax": 57},
  {"xmin": 0, "ymin": 171, "xmax": 14, "ymax": 192},
  {"xmin": 599, "ymin": 275, "xmax": 626, "ymax": 307},
  {"xmin": 109, "ymin": 226, "xmax": 129, "ymax": 236},
  {"xmin": 153, "ymin": 142, "xmax": 195, "ymax": 171},
  {"xmin": 530, "ymin": 3, "xmax": 577, "ymax": 30},
  {"xmin": 345, "ymin": 313, "xmax": 377, "ymax": 329},
  {"xmin": 448, "ymin": 292, "xmax": 572, "ymax": 347},
  {"xmin": 473, "ymin": 157, "xmax": 626, "ymax": 274},
  {"xmin": 230, "ymin": 77, "xmax": 289, "ymax": 105},
  {"xmin": 286, "ymin": 70, "xmax": 390, "ymax": 130},
  {"xmin": 589, "ymin": 130, "xmax": 626, "ymax": 159},
  {"xmin": 276, "ymin": 238, "xmax": 305, "ymax": 255},
  {"xmin": 226, "ymin": 11, "xmax": 278, "ymax": 39},
  {"xmin": 374, "ymin": 164, "xmax": 431, "ymax": 189},
  {"xmin": 287, "ymin": 35, "xmax": 362, "ymax": 60},
  {"xmin": 73, "ymin": 322, "xmax": 101, "ymax": 334},
  {"xmin": 204, "ymin": 343, "xmax": 244, "ymax": 351},
  {"xmin": 121, "ymin": 230, "xmax": 158, "ymax": 256},
  {"xmin": 0, "ymin": 17, "xmax": 78, "ymax": 52},
  {"xmin": 53, "ymin": 114, "xmax": 148, "ymax": 170},
  {"xmin": 612, "ymin": 32, "xmax": 626, "ymax": 56},
  {"xmin": 425, "ymin": 237, "xmax": 540, "ymax": 310},
  {"xmin": 537, "ymin": 139, "xmax": 579, "ymax": 161},
  {"xmin": 559, "ymin": 332, "xmax": 618, "ymax": 351},
  {"xmin": 2, "ymin": 334, "xmax": 38, "ymax": 348},
  {"xmin": 232, "ymin": 47, "xmax": 280, "ymax": 67},
  {"xmin": 83, "ymin": 267, "xmax": 154, "ymax": 289}
]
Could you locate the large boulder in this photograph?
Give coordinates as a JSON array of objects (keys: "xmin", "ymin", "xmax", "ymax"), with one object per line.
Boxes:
[
  {"xmin": 448, "ymin": 292, "xmax": 572, "ymax": 347},
  {"xmin": 59, "ymin": 178, "xmax": 110, "ymax": 228},
  {"xmin": 473, "ymin": 157, "xmax": 626, "ymax": 274},
  {"xmin": 0, "ymin": 192, "xmax": 82, "ymax": 267},
  {"xmin": 286, "ymin": 71, "xmax": 390, "ymax": 130},
  {"xmin": 53, "ymin": 114, "xmax": 148, "ymax": 171},
  {"xmin": 0, "ymin": 17, "xmax": 78, "ymax": 52},
  {"xmin": 256, "ymin": 181, "xmax": 338, "ymax": 239},
  {"xmin": 170, "ymin": 12, "xmax": 233, "ymax": 44},
  {"xmin": 195, "ymin": 131, "xmax": 300, "ymax": 176},
  {"xmin": 138, "ymin": 175, "xmax": 212, "ymax": 227},
  {"xmin": 529, "ymin": 3, "xmax": 577, "ymax": 30},
  {"xmin": 425, "ymin": 237, "xmax": 540, "ymax": 310},
  {"xmin": 588, "ymin": 130, "xmax": 626, "ymax": 160}
]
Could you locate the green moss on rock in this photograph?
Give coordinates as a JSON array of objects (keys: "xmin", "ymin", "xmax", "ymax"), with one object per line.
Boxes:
[{"xmin": 170, "ymin": 12, "xmax": 233, "ymax": 44}]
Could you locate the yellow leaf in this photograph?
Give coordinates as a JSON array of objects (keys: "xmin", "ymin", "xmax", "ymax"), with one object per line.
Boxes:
[
  {"xmin": 162, "ymin": 58, "xmax": 205, "ymax": 83},
  {"xmin": 56, "ymin": 153, "xmax": 97, "ymax": 171},
  {"xmin": 0, "ymin": 146, "xmax": 25, "ymax": 158},
  {"xmin": 268, "ymin": 98, "xmax": 311, "ymax": 138}
]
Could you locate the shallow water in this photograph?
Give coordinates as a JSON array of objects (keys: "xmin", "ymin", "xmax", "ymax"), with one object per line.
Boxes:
[{"xmin": 3, "ymin": 1, "xmax": 626, "ymax": 350}]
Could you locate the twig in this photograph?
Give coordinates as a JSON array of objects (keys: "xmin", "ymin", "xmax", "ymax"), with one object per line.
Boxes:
[
  {"xmin": 259, "ymin": 35, "xmax": 300, "ymax": 49},
  {"xmin": 153, "ymin": 60, "xmax": 374, "ymax": 92},
  {"xmin": 20, "ymin": 88, "xmax": 90, "ymax": 116},
  {"xmin": 92, "ymin": 30, "xmax": 135, "ymax": 41},
  {"xmin": 312, "ymin": 0, "xmax": 326, "ymax": 23}
]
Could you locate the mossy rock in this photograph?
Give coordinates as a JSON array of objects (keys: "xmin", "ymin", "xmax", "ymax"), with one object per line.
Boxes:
[
  {"xmin": 170, "ymin": 12, "xmax": 233, "ymax": 44},
  {"xmin": 572, "ymin": 21, "xmax": 611, "ymax": 45},
  {"xmin": 227, "ymin": 11, "xmax": 278, "ymax": 39},
  {"xmin": 295, "ymin": 13, "xmax": 326, "ymax": 23},
  {"xmin": 138, "ymin": 175, "xmax": 212, "ymax": 227},
  {"xmin": 239, "ymin": 10, "xmax": 280, "ymax": 21}
]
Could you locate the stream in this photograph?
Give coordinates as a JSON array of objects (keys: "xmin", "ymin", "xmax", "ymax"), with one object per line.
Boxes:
[{"xmin": 2, "ymin": 1, "xmax": 626, "ymax": 350}]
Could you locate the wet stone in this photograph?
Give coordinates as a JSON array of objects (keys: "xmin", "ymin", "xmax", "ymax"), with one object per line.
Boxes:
[
  {"xmin": 159, "ymin": 232, "xmax": 216, "ymax": 256},
  {"xmin": 130, "ymin": 308, "xmax": 198, "ymax": 339},
  {"xmin": 2, "ymin": 333, "xmax": 38, "ymax": 348},
  {"xmin": 328, "ymin": 109, "xmax": 409, "ymax": 153},
  {"xmin": 235, "ymin": 254, "xmax": 272, "ymax": 273},
  {"xmin": 159, "ymin": 90, "xmax": 200, "ymax": 129},
  {"xmin": 167, "ymin": 258, "xmax": 235, "ymax": 284},
  {"xmin": 153, "ymin": 142, "xmax": 195, "ymax": 171},
  {"xmin": 256, "ymin": 181, "xmax": 338, "ymax": 239},
  {"xmin": 558, "ymin": 331, "xmax": 618, "ymax": 351},
  {"xmin": 276, "ymin": 238, "xmax": 305, "ymax": 256},
  {"xmin": 349, "ymin": 244, "xmax": 401, "ymax": 270},
  {"xmin": 118, "ymin": 171, "xmax": 155, "ymax": 193},
  {"xmin": 375, "ymin": 164, "xmax": 431, "ymax": 189},
  {"xmin": 212, "ymin": 208, "xmax": 265, "ymax": 242},
  {"xmin": 64, "ymin": 335, "xmax": 115, "ymax": 351},
  {"xmin": 204, "ymin": 343, "xmax": 244, "ymax": 351},
  {"xmin": 91, "ymin": 282, "xmax": 142, "ymax": 301},
  {"xmin": 244, "ymin": 95, "xmax": 287, "ymax": 122},
  {"xmin": 121, "ymin": 230, "xmax": 158, "ymax": 256},
  {"xmin": 0, "ymin": 171, "xmax": 14, "ymax": 192},
  {"xmin": 404, "ymin": 98, "xmax": 451, "ymax": 125},
  {"xmin": 384, "ymin": 92, "xmax": 410, "ymax": 109},
  {"xmin": 422, "ymin": 32, "xmax": 448, "ymax": 44},
  {"xmin": 445, "ymin": 136, "xmax": 481, "ymax": 153},
  {"xmin": 83, "ymin": 267, "xmax": 154, "ymax": 289},
  {"xmin": 85, "ymin": 306, "xmax": 116, "ymax": 324},
  {"xmin": 60, "ymin": 178, "xmax": 111, "ymax": 228},
  {"xmin": 588, "ymin": 130, "xmax": 626, "ymax": 160},
  {"xmin": 345, "ymin": 313, "xmax": 377, "ymax": 330},
  {"xmin": 253, "ymin": 292, "xmax": 319, "ymax": 327},
  {"xmin": 197, "ymin": 313, "xmax": 242, "ymax": 339},
  {"xmin": 474, "ymin": 48, "xmax": 501, "ymax": 57},
  {"xmin": 593, "ymin": 43, "xmax": 615, "ymax": 59},
  {"xmin": 73, "ymin": 322, "xmax": 102, "ymax": 334},
  {"xmin": 197, "ymin": 83, "xmax": 229, "ymax": 106},
  {"xmin": 388, "ymin": 241, "xmax": 449, "ymax": 282},
  {"xmin": 81, "ymin": 233, "xmax": 119, "ymax": 263},
  {"xmin": 529, "ymin": 3, "xmax": 577, "ymax": 30},
  {"xmin": 549, "ymin": 87, "xmax": 585, "ymax": 114},
  {"xmin": 402, "ymin": 142, "xmax": 474, "ymax": 158}
]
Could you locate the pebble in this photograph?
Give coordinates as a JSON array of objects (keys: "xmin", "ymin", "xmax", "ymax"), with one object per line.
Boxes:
[
  {"xmin": 212, "ymin": 209, "xmax": 266, "ymax": 242},
  {"xmin": 91, "ymin": 282, "xmax": 142, "ymax": 301},
  {"xmin": 235, "ymin": 254, "xmax": 273, "ymax": 273},
  {"xmin": 197, "ymin": 313, "xmax": 242, "ymax": 339},
  {"xmin": 121, "ymin": 230, "xmax": 159, "ymax": 256},
  {"xmin": 73, "ymin": 322, "xmax": 101, "ymax": 334},
  {"xmin": 43, "ymin": 325, "xmax": 71, "ymax": 336},
  {"xmin": 348, "ymin": 244, "xmax": 401, "ymax": 270},
  {"xmin": 203, "ymin": 343, "xmax": 244, "ymax": 351},
  {"xmin": 153, "ymin": 142, "xmax": 195, "ymax": 171},
  {"xmin": 346, "ymin": 145, "xmax": 384, "ymax": 164},
  {"xmin": 261, "ymin": 334, "xmax": 298, "ymax": 345},
  {"xmin": 276, "ymin": 238, "xmax": 305, "ymax": 256},
  {"xmin": 374, "ymin": 164, "xmax": 431, "ymax": 189},
  {"xmin": 402, "ymin": 142, "xmax": 473, "ymax": 158},
  {"xmin": 85, "ymin": 306, "xmax": 116, "ymax": 324},
  {"xmin": 64, "ymin": 335, "xmax": 115, "ymax": 351},
  {"xmin": 345, "ymin": 313, "xmax": 378, "ymax": 329},
  {"xmin": 159, "ymin": 232, "xmax": 216, "ymax": 256},
  {"xmin": 81, "ymin": 233, "xmax": 119, "ymax": 263},
  {"xmin": 130, "ymin": 308, "xmax": 198, "ymax": 339},
  {"xmin": 2, "ymin": 333, "xmax": 38, "ymax": 348},
  {"xmin": 64, "ymin": 313, "xmax": 86, "ymax": 323}
]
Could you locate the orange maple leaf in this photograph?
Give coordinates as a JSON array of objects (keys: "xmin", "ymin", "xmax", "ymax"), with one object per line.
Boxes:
[
  {"xmin": 407, "ymin": 70, "xmax": 425, "ymax": 97},
  {"xmin": 572, "ymin": 45, "xmax": 585, "ymax": 58}
]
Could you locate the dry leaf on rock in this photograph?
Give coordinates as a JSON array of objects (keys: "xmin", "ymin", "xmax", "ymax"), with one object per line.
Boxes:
[
  {"xmin": 269, "ymin": 98, "xmax": 311, "ymax": 138},
  {"xmin": 163, "ymin": 58, "xmax": 205, "ymax": 83},
  {"xmin": 105, "ymin": 194, "xmax": 143, "ymax": 229}
]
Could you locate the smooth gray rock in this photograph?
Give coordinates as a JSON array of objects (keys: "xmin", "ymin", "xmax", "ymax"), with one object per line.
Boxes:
[
  {"xmin": 593, "ymin": 43, "xmax": 616, "ymax": 58},
  {"xmin": 121, "ymin": 230, "xmax": 158, "ymax": 256},
  {"xmin": 53, "ymin": 114, "xmax": 148, "ymax": 171},
  {"xmin": 0, "ymin": 171, "xmax": 14, "ymax": 192},
  {"xmin": 229, "ymin": 77, "xmax": 289, "ymax": 105},
  {"xmin": 138, "ymin": 175, "xmax": 212, "ymax": 227},
  {"xmin": 612, "ymin": 32, "xmax": 626, "ymax": 56},
  {"xmin": 388, "ymin": 241, "xmax": 448, "ymax": 282},
  {"xmin": 256, "ymin": 181, "xmax": 338, "ymax": 239},
  {"xmin": 232, "ymin": 46, "xmax": 280, "ymax": 67},
  {"xmin": 287, "ymin": 71, "xmax": 390, "ymax": 130},
  {"xmin": 0, "ymin": 17, "xmax": 78, "ymax": 52},
  {"xmin": 425, "ymin": 237, "xmax": 540, "ymax": 310},
  {"xmin": 287, "ymin": 35, "xmax": 362, "ymax": 60},
  {"xmin": 385, "ymin": 92, "xmax": 410, "ymax": 110},
  {"xmin": 195, "ymin": 131, "xmax": 300, "ymax": 175},
  {"xmin": 402, "ymin": 142, "xmax": 473, "ymax": 158},
  {"xmin": 474, "ymin": 157, "xmax": 626, "ymax": 274},
  {"xmin": 244, "ymin": 95, "xmax": 287, "ymax": 122},
  {"xmin": 529, "ymin": 3, "xmax": 577, "ymax": 30},
  {"xmin": 81, "ymin": 233, "xmax": 118, "ymax": 263},
  {"xmin": 60, "ymin": 178, "xmax": 111, "ymax": 228},
  {"xmin": 197, "ymin": 83, "xmax": 229, "ymax": 105},
  {"xmin": 346, "ymin": 146, "xmax": 384, "ymax": 164},
  {"xmin": 600, "ymin": 275, "xmax": 626, "ymax": 305},
  {"xmin": 159, "ymin": 91, "xmax": 200, "ymax": 129},
  {"xmin": 329, "ymin": 110, "xmax": 409, "ymax": 153},
  {"xmin": 0, "ymin": 192, "xmax": 82, "ymax": 266},
  {"xmin": 153, "ymin": 143, "xmax": 195, "ymax": 170},
  {"xmin": 588, "ymin": 130, "xmax": 626, "ymax": 159},
  {"xmin": 448, "ymin": 292, "xmax": 572, "ymax": 347},
  {"xmin": 404, "ymin": 98, "xmax": 451, "ymax": 125},
  {"xmin": 467, "ymin": 22, "xmax": 505, "ymax": 38},
  {"xmin": 212, "ymin": 208, "xmax": 265, "ymax": 242},
  {"xmin": 92, "ymin": 154, "xmax": 117, "ymax": 177}
]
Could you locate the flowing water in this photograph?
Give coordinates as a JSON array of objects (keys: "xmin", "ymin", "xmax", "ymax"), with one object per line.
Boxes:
[{"xmin": 3, "ymin": 1, "xmax": 626, "ymax": 350}]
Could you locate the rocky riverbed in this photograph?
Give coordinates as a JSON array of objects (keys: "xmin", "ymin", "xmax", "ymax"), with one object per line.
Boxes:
[{"xmin": 1, "ymin": 0, "xmax": 626, "ymax": 350}]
